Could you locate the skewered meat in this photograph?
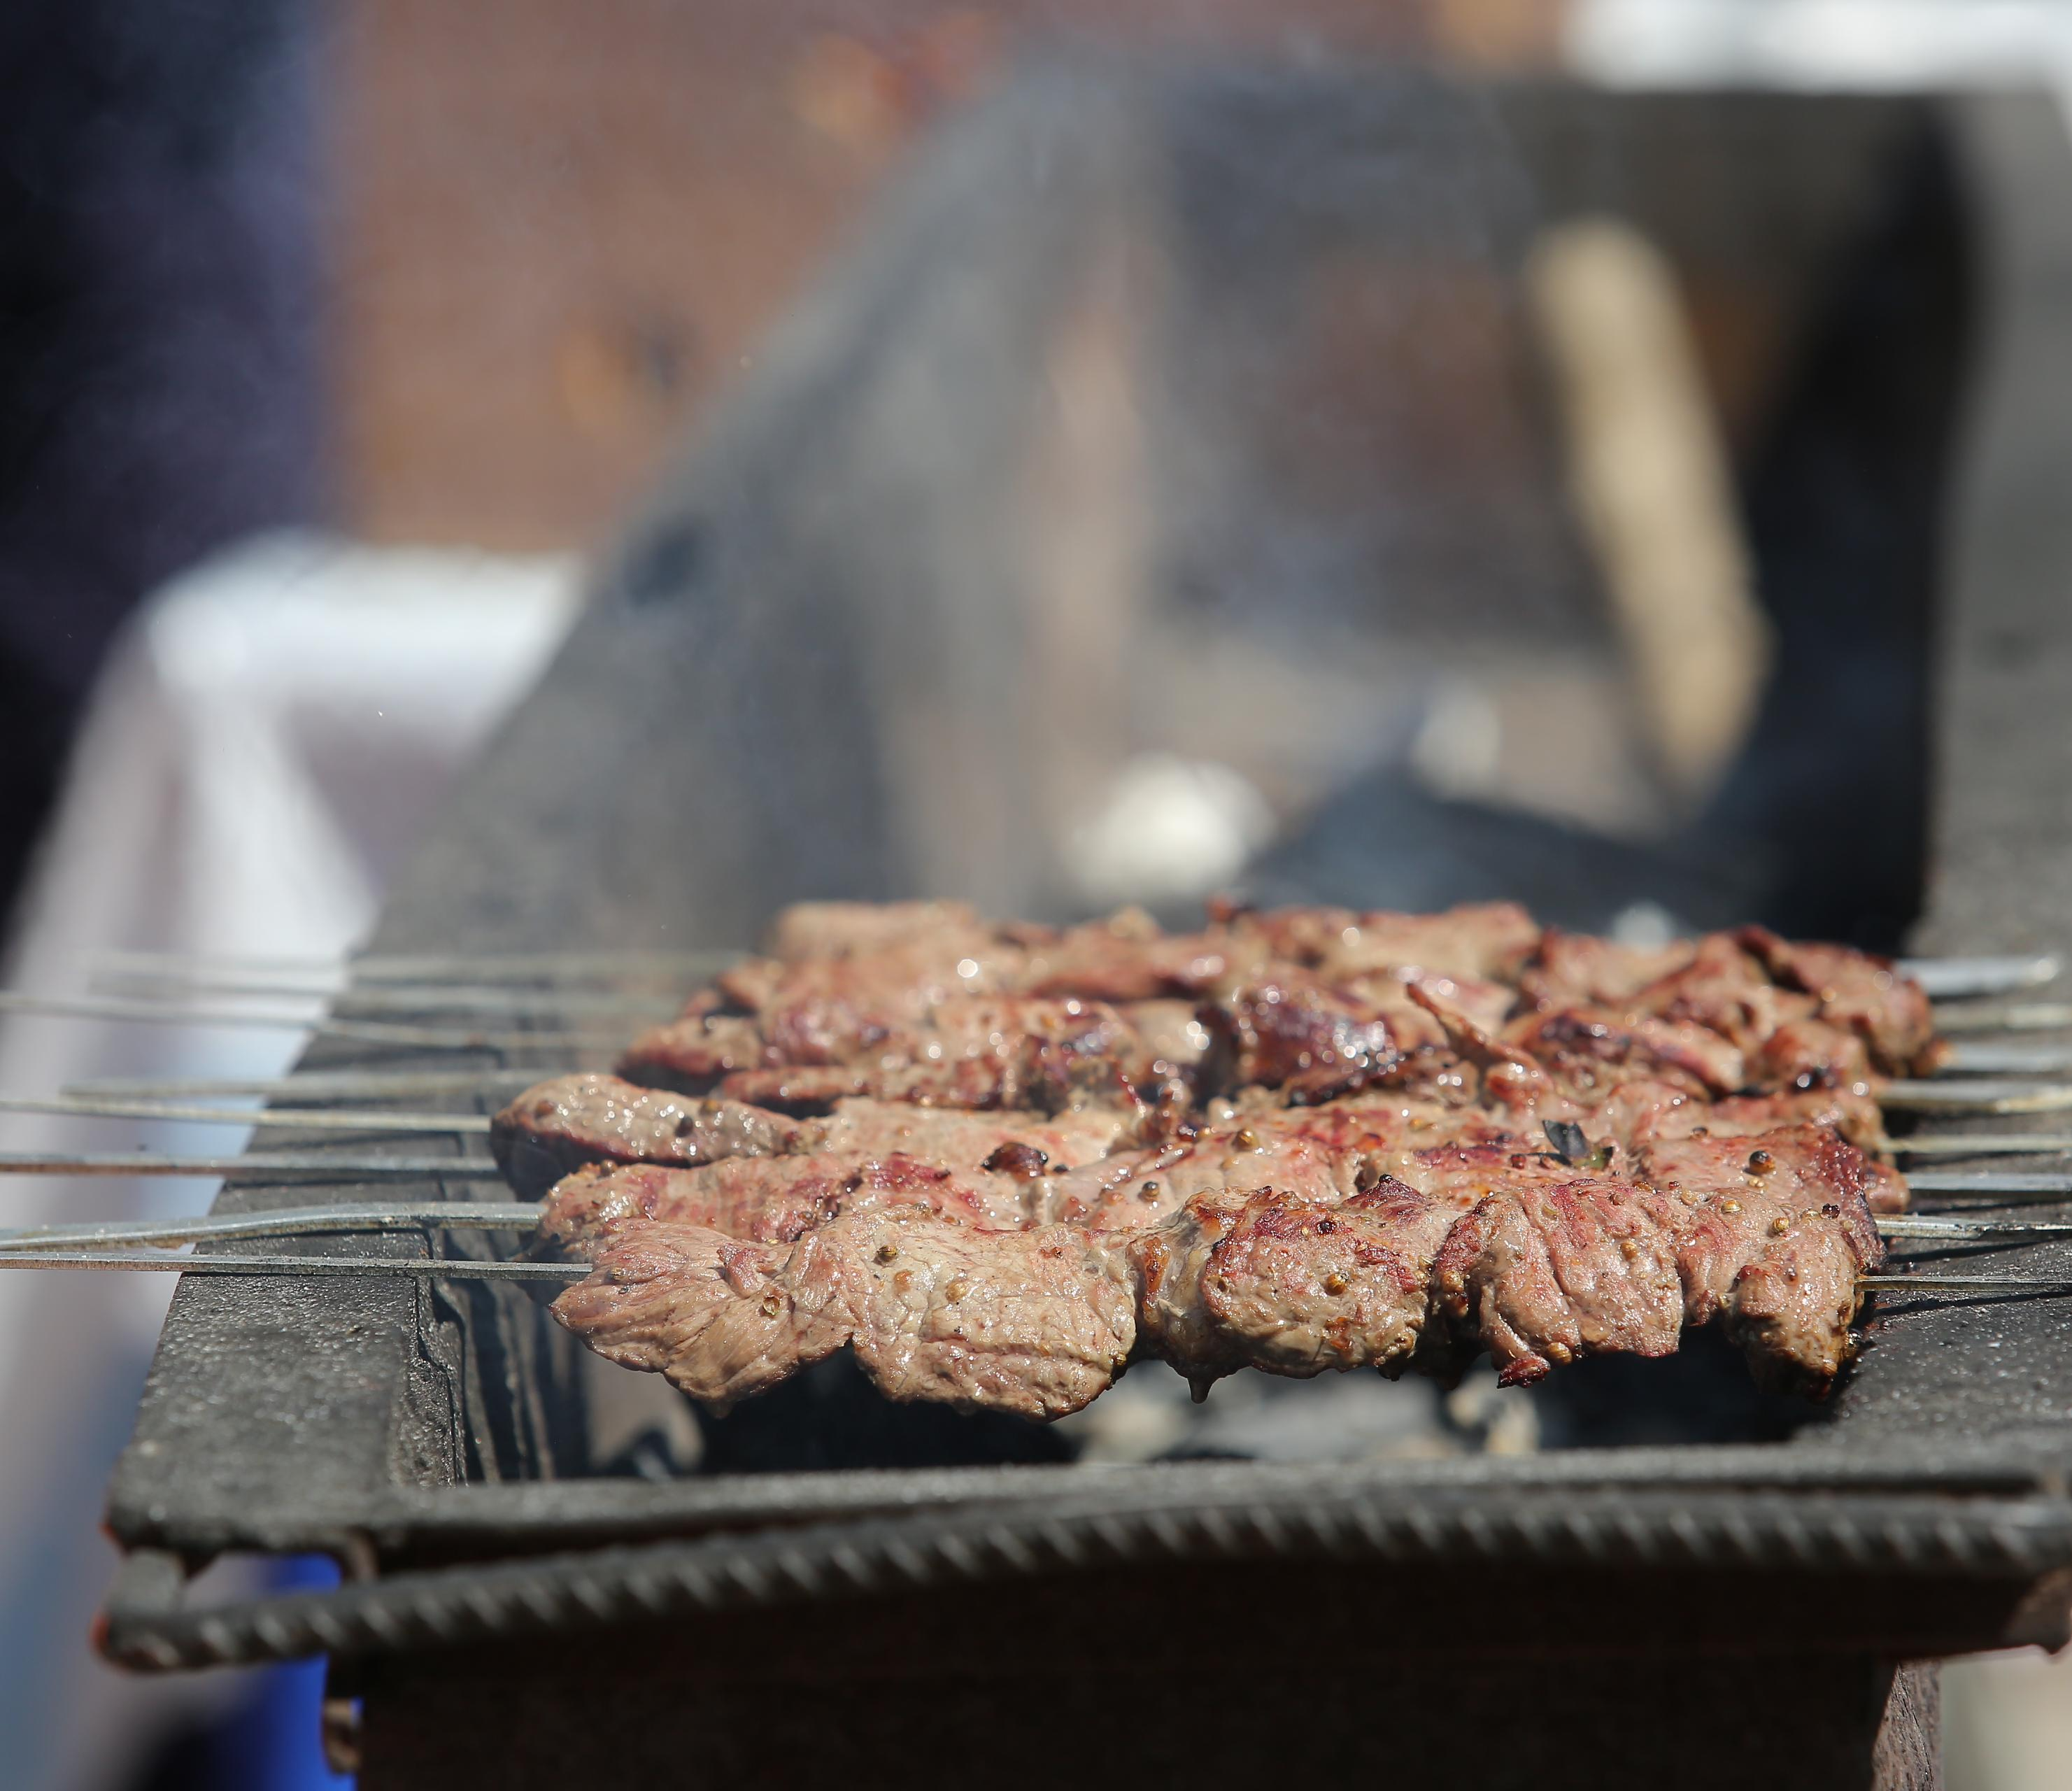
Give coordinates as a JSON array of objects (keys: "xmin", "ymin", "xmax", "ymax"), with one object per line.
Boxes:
[
  {"xmin": 1210, "ymin": 898, "xmax": 1542, "ymax": 985},
  {"xmin": 619, "ymin": 902, "xmax": 1934, "ymax": 1117},
  {"xmin": 540, "ymin": 898, "xmax": 1932, "ymax": 1419},
  {"xmin": 1517, "ymin": 926, "xmax": 1940, "ymax": 1077},
  {"xmin": 1198, "ymin": 975, "xmax": 1401, "ymax": 1101},
  {"xmin": 551, "ymin": 1136, "xmax": 1885, "ymax": 1416},
  {"xmin": 552, "ymin": 1216, "xmax": 1137, "ymax": 1419},
  {"xmin": 538, "ymin": 1152, "xmax": 1044, "ymax": 1246},
  {"xmin": 721, "ymin": 906, "xmax": 1233, "ymax": 1037},
  {"xmin": 762, "ymin": 900, "xmax": 996, "ymax": 963},
  {"xmin": 492, "ymin": 1079, "xmax": 802, "ymax": 1197},
  {"xmin": 1128, "ymin": 1177, "xmax": 1466, "ymax": 1388},
  {"xmin": 532, "ymin": 1104, "xmax": 1426, "ymax": 1249},
  {"xmin": 1428, "ymin": 1158, "xmax": 1881, "ymax": 1397},
  {"xmin": 620, "ymin": 996, "xmax": 1209, "ymax": 1111},
  {"xmin": 492, "ymin": 1074, "xmax": 1138, "ymax": 1200},
  {"xmin": 739, "ymin": 901, "xmax": 1933, "ymax": 1069},
  {"xmin": 536, "ymin": 1087, "xmax": 1904, "ymax": 1259},
  {"xmin": 506, "ymin": 1049, "xmax": 1898, "ymax": 1226}
]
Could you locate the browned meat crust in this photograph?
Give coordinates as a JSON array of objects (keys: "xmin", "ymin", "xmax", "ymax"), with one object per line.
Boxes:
[
  {"xmin": 492, "ymin": 1075, "xmax": 1136, "ymax": 1201},
  {"xmin": 551, "ymin": 1217, "xmax": 1137, "ymax": 1420},
  {"xmin": 537, "ymin": 1152, "xmax": 1042, "ymax": 1247},
  {"xmin": 613, "ymin": 902, "xmax": 1936, "ymax": 1117},
  {"xmin": 1209, "ymin": 898, "xmax": 1543, "ymax": 984},
  {"xmin": 1198, "ymin": 975, "xmax": 1401, "ymax": 1102},
  {"xmin": 737, "ymin": 901, "xmax": 1935, "ymax": 1073},
  {"xmin": 1128, "ymin": 1178, "xmax": 1467, "ymax": 1390},
  {"xmin": 1517, "ymin": 926, "xmax": 1940, "ymax": 1079},
  {"xmin": 1431, "ymin": 1130, "xmax": 1887, "ymax": 1394},
  {"xmin": 620, "ymin": 996, "xmax": 1204, "ymax": 1112},
  {"xmin": 552, "ymin": 1138, "xmax": 1884, "ymax": 1415},
  {"xmin": 490, "ymin": 1075, "xmax": 804, "ymax": 1198},
  {"xmin": 532, "ymin": 899, "xmax": 1933, "ymax": 1417}
]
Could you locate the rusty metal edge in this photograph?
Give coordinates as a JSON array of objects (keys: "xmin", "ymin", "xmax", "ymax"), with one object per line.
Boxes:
[
  {"xmin": 103, "ymin": 1443, "xmax": 2072, "ymax": 1562},
  {"xmin": 100, "ymin": 1483, "xmax": 2072, "ymax": 1673}
]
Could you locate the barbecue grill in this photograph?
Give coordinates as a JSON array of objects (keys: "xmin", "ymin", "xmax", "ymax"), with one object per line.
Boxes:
[{"xmin": 89, "ymin": 66, "xmax": 2072, "ymax": 1788}]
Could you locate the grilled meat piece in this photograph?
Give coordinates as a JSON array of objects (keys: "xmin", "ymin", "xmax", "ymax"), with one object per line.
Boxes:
[
  {"xmin": 728, "ymin": 898, "xmax": 1545, "ymax": 1031},
  {"xmin": 1209, "ymin": 898, "xmax": 1542, "ymax": 984},
  {"xmin": 1739, "ymin": 929, "xmax": 1940, "ymax": 1074},
  {"xmin": 724, "ymin": 907, "xmax": 1236, "ymax": 1030},
  {"xmin": 553, "ymin": 1135, "xmax": 1884, "ymax": 1413},
  {"xmin": 1633, "ymin": 1124, "xmax": 1906, "ymax": 1224},
  {"xmin": 1517, "ymin": 926, "xmax": 1939, "ymax": 1079},
  {"xmin": 1128, "ymin": 1177, "xmax": 1468, "ymax": 1389},
  {"xmin": 1199, "ymin": 975, "xmax": 1401, "ymax": 1102},
  {"xmin": 492, "ymin": 1075, "xmax": 1136, "ymax": 1200},
  {"xmin": 531, "ymin": 1079, "xmax": 1903, "ymax": 1253},
  {"xmin": 539, "ymin": 1151, "xmax": 1043, "ymax": 1247},
  {"xmin": 552, "ymin": 1215, "xmax": 1136, "ymax": 1419},
  {"xmin": 538, "ymin": 1104, "xmax": 1405, "ymax": 1250},
  {"xmin": 1046, "ymin": 1103, "xmax": 1468, "ymax": 1233},
  {"xmin": 1638, "ymin": 1085, "xmax": 1885, "ymax": 1152},
  {"xmin": 637, "ymin": 902, "xmax": 1936, "ymax": 1112},
  {"xmin": 1393, "ymin": 978, "xmax": 1880, "ymax": 1107},
  {"xmin": 620, "ymin": 996, "xmax": 1205, "ymax": 1111},
  {"xmin": 1387, "ymin": 981, "xmax": 1743, "ymax": 1110},
  {"xmin": 491, "ymin": 1077, "xmax": 803, "ymax": 1198},
  {"xmin": 762, "ymin": 900, "xmax": 995, "ymax": 963},
  {"xmin": 1431, "ymin": 1144, "xmax": 1883, "ymax": 1394},
  {"xmin": 1500, "ymin": 1007, "xmax": 1747, "ymax": 1097}
]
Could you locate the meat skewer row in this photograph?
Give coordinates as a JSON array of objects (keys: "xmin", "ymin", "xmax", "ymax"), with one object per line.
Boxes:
[
  {"xmin": 0, "ymin": 1194, "xmax": 2043, "ymax": 1260},
  {"xmin": 0, "ymin": 1201, "xmax": 2043, "ymax": 1322},
  {"xmin": 611, "ymin": 979, "xmax": 1906, "ymax": 1120},
  {"xmin": 532, "ymin": 1081, "xmax": 1908, "ymax": 1245},
  {"xmin": 616, "ymin": 914, "xmax": 1942, "ymax": 1117},
  {"xmin": 502, "ymin": 971, "xmax": 1906, "ymax": 1201},
  {"xmin": 74, "ymin": 929, "xmax": 2060, "ymax": 1003},
  {"xmin": 710, "ymin": 898, "xmax": 1938, "ymax": 1063},
  {"xmin": 544, "ymin": 1112, "xmax": 1892, "ymax": 1420},
  {"xmin": 625, "ymin": 900, "xmax": 1943, "ymax": 1091},
  {"xmin": 0, "ymin": 961, "xmax": 1990, "ymax": 1162},
  {"xmin": 491, "ymin": 1056, "xmax": 1896, "ymax": 1205}
]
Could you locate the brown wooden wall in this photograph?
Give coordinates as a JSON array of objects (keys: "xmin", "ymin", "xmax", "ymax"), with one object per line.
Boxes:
[{"xmin": 325, "ymin": 0, "xmax": 1560, "ymax": 549}]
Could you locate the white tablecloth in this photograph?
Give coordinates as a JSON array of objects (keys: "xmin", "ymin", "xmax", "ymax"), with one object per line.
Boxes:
[{"xmin": 0, "ymin": 531, "xmax": 579, "ymax": 1791}]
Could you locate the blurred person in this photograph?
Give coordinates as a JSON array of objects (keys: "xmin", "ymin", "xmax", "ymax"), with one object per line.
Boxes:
[{"xmin": 0, "ymin": 0, "xmax": 320, "ymax": 1784}]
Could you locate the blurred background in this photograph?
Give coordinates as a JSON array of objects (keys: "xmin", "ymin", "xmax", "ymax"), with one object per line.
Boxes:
[{"xmin": 1, "ymin": 0, "xmax": 2071, "ymax": 1785}]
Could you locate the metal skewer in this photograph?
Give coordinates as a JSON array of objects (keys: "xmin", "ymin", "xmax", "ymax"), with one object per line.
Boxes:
[
  {"xmin": 1889, "ymin": 1133, "xmax": 2072, "ymax": 1159},
  {"xmin": 0, "ymin": 1152, "xmax": 504, "ymax": 1180},
  {"xmin": 1876, "ymin": 1215, "xmax": 2072, "ymax": 1238},
  {"xmin": 92, "ymin": 973, "xmax": 685, "ymax": 1020},
  {"xmin": 63, "ymin": 1070, "xmax": 544, "ymax": 1103},
  {"xmin": 31, "ymin": 1075, "xmax": 2072, "ymax": 1137},
  {"xmin": 1879, "ymin": 1080, "xmax": 2072, "ymax": 1115},
  {"xmin": 0, "ymin": 1202, "xmax": 544, "ymax": 1250},
  {"xmin": 0, "ymin": 1251, "xmax": 589, "ymax": 1280},
  {"xmin": 0, "ymin": 1155, "xmax": 2045, "ymax": 1191},
  {"xmin": 0, "ymin": 1095, "xmax": 493, "ymax": 1135},
  {"xmin": 19, "ymin": 1089, "xmax": 2072, "ymax": 1178},
  {"xmin": 0, "ymin": 1245, "xmax": 2050, "ymax": 1290},
  {"xmin": 1903, "ymin": 1170, "xmax": 2072, "ymax": 1201},
  {"xmin": 0, "ymin": 1199, "xmax": 2031, "ymax": 1254},
  {"xmin": 86, "ymin": 947, "xmax": 744, "ymax": 985},
  {"xmin": 65, "ymin": 948, "xmax": 2056, "ymax": 1000},
  {"xmin": 0, "ymin": 991, "xmax": 613, "ymax": 1053},
  {"xmin": 1935, "ymin": 1043, "xmax": 2072, "ymax": 1077},
  {"xmin": 1933, "ymin": 1002, "xmax": 2072, "ymax": 1035},
  {"xmin": 0, "ymin": 1253, "xmax": 2048, "ymax": 1295},
  {"xmin": 1898, "ymin": 954, "xmax": 2060, "ymax": 1000}
]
